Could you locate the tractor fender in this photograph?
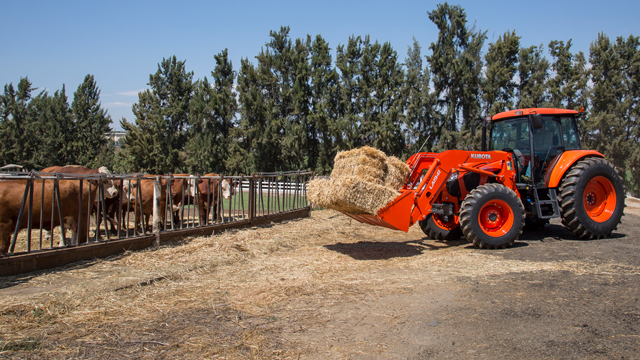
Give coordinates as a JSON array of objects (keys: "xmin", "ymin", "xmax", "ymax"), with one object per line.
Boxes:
[{"xmin": 546, "ymin": 150, "xmax": 604, "ymax": 188}]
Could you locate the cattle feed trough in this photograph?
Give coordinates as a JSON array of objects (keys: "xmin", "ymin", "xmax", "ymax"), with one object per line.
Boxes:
[{"xmin": 0, "ymin": 170, "xmax": 312, "ymax": 276}]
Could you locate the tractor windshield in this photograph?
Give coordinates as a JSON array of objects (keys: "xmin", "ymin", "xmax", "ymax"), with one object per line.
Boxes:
[
  {"xmin": 489, "ymin": 115, "xmax": 582, "ymax": 185},
  {"xmin": 489, "ymin": 118, "xmax": 531, "ymax": 182}
]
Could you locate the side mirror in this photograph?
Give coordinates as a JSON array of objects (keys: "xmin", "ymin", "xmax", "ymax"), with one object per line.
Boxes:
[{"xmin": 530, "ymin": 114, "xmax": 544, "ymax": 129}]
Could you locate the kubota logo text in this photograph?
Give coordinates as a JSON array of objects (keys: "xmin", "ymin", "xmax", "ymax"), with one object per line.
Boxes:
[
  {"xmin": 429, "ymin": 169, "xmax": 441, "ymax": 189},
  {"xmin": 470, "ymin": 153, "xmax": 491, "ymax": 160}
]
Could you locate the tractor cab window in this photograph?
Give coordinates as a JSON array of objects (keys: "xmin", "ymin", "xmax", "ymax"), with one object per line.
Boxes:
[
  {"xmin": 489, "ymin": 118, "xmax": 531, "ymax": 183},
  {"xmin": 561, "ymin": 117, "xmax": 581, "ymax": 150},
  {"xmin": 533, "ymin": 117, "xmax": 562, "ymax": 185}
]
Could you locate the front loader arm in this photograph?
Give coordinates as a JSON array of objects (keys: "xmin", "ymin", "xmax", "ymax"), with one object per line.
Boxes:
[{"xmin": 374, "ymin": 150, "xmax": 515, "ymax": 232}]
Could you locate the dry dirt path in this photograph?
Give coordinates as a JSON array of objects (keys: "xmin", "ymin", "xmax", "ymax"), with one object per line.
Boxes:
[{"xmin": 1, "ymin": 200, "xmax": 639, "ymax": 359}]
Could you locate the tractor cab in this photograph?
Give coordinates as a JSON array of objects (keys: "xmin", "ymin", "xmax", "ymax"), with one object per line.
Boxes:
[{"xmin": 486, "ymin": 108, "xmax": 584, "ymax": 220}]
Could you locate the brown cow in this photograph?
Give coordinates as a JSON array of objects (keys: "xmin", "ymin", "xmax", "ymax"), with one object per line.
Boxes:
[
  {"xmin": 101, "ymin": 179, "xmax": 125, "ymax": 234},
  {"xmin": 40, "ymin": 166, "xmax": 118, "ymax": 198},
  {"xmin": 166, "ymin": 174, "xmax": 199, "ymax": 228},
  {"xmin": 122, "ymin": 175, "xmax": 167, "ymax": 232},
  {"xmin": 41, "ymin": 166, "xmax": 119, "ymax": 242},
  {"xmin": 196, "ymin": 173, "xmax": 234, "ymax": 225},
  {"xmin": 0, "ymin": 178, "xmax": 100, "ymax": 253}
]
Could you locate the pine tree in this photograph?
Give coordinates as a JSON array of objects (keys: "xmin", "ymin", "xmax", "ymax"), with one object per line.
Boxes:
[
  {"xmin": 26, "ymin": 86, "xmax": 74, "ymax": 168},
  {"xmin": 482, "ymin": 30, "xmax": 520, "ymax": 116},
  {"xmin": 284, "ymin": 35, "xmax": 312, "ymax": 171},
  {"xmin": 586, "ymin": 33, "xmax": 640, "ymax": 195},
  {"xmin": 120, "ymin": 56, "xmax": 194, "ymax": 174},
  {"xmin": 335, "ymin": 35, "xmax": 363, "ymax": 150},
  {"xmin": 71, "ymin": 74, "xmax": 113, "ymax": 168},
  {"xmin": 370, "ymin": 41, "xmax": 405, "ymax": 156},
  {"xmin": 233, "ymin": 56, "xmax": 274, "ymax": 174},
  {"xmin": 403, "ymin": 37, "xmax": 437, "ymax": 157},
  {"xmin": 426, "ymin": 3, "xmax": 486, "ymax": 149},
  {"xmin": 185, "ymin": 49, "xmax": 237, "ymax": 174},
  {"xmin": 547, "ymin": 39, "xmax": 588, "ymax": 110},
  {"xmin": 308, "ymin": 34, "xmax": 339, "ymax": 174},
  {"xmin": 0, "ymin": 78, "xmax": 34, "ymax": 167},
  {"xmin": 517, "ymin": 44, "xmax": 549, "ymax": 108}
]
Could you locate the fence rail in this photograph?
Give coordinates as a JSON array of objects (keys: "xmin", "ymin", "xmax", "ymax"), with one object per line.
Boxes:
[{"xmin": 0, "ymin": 171, "xmax": 312, "ymax": 276}]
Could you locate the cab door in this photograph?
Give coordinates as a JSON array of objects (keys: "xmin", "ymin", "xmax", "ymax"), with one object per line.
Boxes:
[
  {"xmin": 532, "ymin": 117, "xmax": 564, "ymax": 186},
  {"xmin": 489, "ymin": 118, "xmax": 531, "ymax": 184}
]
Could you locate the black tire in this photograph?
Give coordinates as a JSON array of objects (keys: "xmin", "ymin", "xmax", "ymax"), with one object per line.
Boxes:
[
  {"xmin": 419, "ymin": 214, "xmax": 463, "ymax": 240},
  {"xmin": 460, "ymin": 184, "xmax": 525, "ymax": 249},
  {"xmin": 558, "ymin": 158, "xmax": 624, "ymax": 239}
]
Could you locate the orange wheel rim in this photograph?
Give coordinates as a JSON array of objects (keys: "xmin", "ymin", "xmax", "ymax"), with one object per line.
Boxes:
[
  {"xmin": 477, "ymin": 199, "xmax": 514, "ymax": 237},
  {"xmin": 584, "ymin": 176, "xmax": 616, "ymax": 222},
  {"xmin": 433, "ymin": 214, "xmax": 459, "ymax": 231}
]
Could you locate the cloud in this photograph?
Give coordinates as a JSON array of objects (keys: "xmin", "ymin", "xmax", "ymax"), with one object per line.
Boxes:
[
  {"xmin": 104, "ymin": 102, "xmax": 132, "ymax": 107},
  {"xmin": 116, "ymin": 89, "xmax": 147, "ymax": 96}
]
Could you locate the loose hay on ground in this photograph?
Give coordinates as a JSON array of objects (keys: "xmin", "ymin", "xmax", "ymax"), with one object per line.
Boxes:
[{"xmin": 1, "ymin": 210, "xmax": 638, "ymax": 359}]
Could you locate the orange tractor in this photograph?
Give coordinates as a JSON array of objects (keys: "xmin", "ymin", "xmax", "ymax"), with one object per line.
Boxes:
[{"xmin": 341, "ymin": 108, "xmax": 625, "ymax": 249}]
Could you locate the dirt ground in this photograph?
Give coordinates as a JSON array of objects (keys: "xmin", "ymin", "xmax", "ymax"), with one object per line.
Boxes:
[{"xmin": 1, "ymin": 199, "xmax": 639, "ymax": 359}]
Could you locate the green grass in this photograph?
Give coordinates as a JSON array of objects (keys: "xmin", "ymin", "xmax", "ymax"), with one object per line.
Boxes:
[
  {"xmin": 224, "ymin": 191, "xmax": 307, "ymax": 212},
  {"xmin": 178, "ymin": 192, "xmax": 308, "ymax": 213}
]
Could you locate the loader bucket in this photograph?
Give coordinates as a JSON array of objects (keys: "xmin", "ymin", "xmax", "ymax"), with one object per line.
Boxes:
[{"xmin": 339, "ymin": 190, "xmax": 415, "ymax": 232}]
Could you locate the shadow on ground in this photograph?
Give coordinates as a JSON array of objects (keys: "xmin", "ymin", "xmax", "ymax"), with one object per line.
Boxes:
[{"xmin": 325, "ymin": 238, "xmax": 469, "ymax": 260}]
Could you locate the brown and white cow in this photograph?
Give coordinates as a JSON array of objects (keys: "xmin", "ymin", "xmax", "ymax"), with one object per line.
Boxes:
[
  {"xmin": 0, "ymin": 178, "xmax": 101, "ymax": 253},
  {"xmin": 196, "ymin": 173, "xmax": 234, "ymax": 225},
  {"xmin": 122, "ymin": 175, "xmax": 167, "ymax": 232},
  {"xmin": 40, "ymin": 166, "xmax": 119, "ymax": 243},
  {"xmin": 166, "ymin": 174, "xmax": 200, "ymax": 228},
  {"xmin": 40, "ymin": 166, "xmax": 118, "ymax": 199}
]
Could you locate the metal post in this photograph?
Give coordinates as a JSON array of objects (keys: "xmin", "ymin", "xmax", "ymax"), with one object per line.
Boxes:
[
  {"xmin": 152, "ymin": 176, "xmax": 161, "ymax": 247},
  {"xmin": 166, "ymin": 175, "xmax": 173, "ymax": 231},
  {"xmin": 78, "ymin": 178, "xmax": 83, "ymax": 245},
  {"xmin": 249, "ymin": 175, "xmax": 256, "ymax": 220},
  {"xmin": 117, "ymin": 179, "xmax": 123, "ymax": 238},
  {"xmin": 101, "ymin": 174, "xmax": 110, "ymax": 241},
  {"xmin": 39, "ymin": 176, "xmax": 45, "ymax": 249},
  {"xmin": 27, "ymin": 173, "xmax": 34, "ymax": 252},
  {"xmin": 136, "ymin": 175, "xmax": 144, "ymax": 235},
  {"xmin": 54, "ymin": 176, "xmax": 66, "ymax": 246},
  {"xmin": 9, "ymin": 177, "xmax": 32, "ymax": 253}
]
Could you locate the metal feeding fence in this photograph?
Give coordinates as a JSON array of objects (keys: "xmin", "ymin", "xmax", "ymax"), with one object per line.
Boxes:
[{"xmin": 0, "ymin": 170, "xmax": 312, "ymax": 276}]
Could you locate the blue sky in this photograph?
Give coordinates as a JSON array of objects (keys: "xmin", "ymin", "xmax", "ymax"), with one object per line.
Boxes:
[{"xmin": 2, "ymin": 0, "xmax": 638, "ymax": 130}]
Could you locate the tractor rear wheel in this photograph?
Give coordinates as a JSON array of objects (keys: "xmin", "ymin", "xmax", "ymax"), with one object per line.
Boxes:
[
  {"xmin": 419, "ymin": 214, "xmax": 462, "ymax": 240},
  {"xmin": 558, "ymin": 158, "xmax": 624, "ymax": 239},
  {"xmin": 460, "ymin": 184, "xmax": 525, "ymax": 249}
]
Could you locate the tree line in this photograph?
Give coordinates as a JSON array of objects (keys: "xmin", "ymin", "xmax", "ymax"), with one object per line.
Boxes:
[{"xmin": 1, "ymin": 3, "xmax": 639, "ymax": 194}]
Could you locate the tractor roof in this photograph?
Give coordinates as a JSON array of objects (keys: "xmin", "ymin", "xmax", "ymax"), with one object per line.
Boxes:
[{"xmin": 491, "ymin": 108, "xmax": 579, "ymax": 121}]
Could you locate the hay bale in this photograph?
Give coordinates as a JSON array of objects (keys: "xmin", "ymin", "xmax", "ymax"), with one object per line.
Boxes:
[
  {"xmin": 308, "ymin": 176, "xmax": 399, "ymax": 215},
  {"xmin": 307, "ymin": 178, "xmax": 332, "ymax": 209},
  {"xmin": 334, "ymin": 146, "xmax": 387, "ymax": 164},
  {"xmin": 331, "ymin": 154, "xmax": 386, "ymax": 185},
  {"xmin": 308, "ymin": 146, "xmax": 410, "ymax": 215},
  {"xmin": 384, "ymin": 156, "xmax": 410, "ymax": 189},
  {"xmin": 331, "ymin": 146, "xmax": 387, "ymax": 185}
]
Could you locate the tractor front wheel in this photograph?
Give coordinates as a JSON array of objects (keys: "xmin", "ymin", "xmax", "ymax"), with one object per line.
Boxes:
[
  {"xmin": 558, "ymin": 158, "xmax": 624, "ymax": 239},
  {"xmin": 460, "ymin": 184, "xmax": 525, "ymax": 249},
  {"xmin": 419, "ymin": 214, "xmax": 462, "ymax": 240}
]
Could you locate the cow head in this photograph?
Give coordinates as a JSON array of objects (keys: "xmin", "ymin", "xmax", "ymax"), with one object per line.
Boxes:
[
  {"xmin": 221, "ymin": 179, "xmax": 232, "ymax": 200},
  {"xmin": 98, "ymin": 166, "xmax": 118, "ymax": 198},
  {"xmin": 121, "ymin": 179, "xmax": 136, "ymax": 203},
  {"xmin": 188, "ymin": 178, "xmax": 200, "ymax": 198}
]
